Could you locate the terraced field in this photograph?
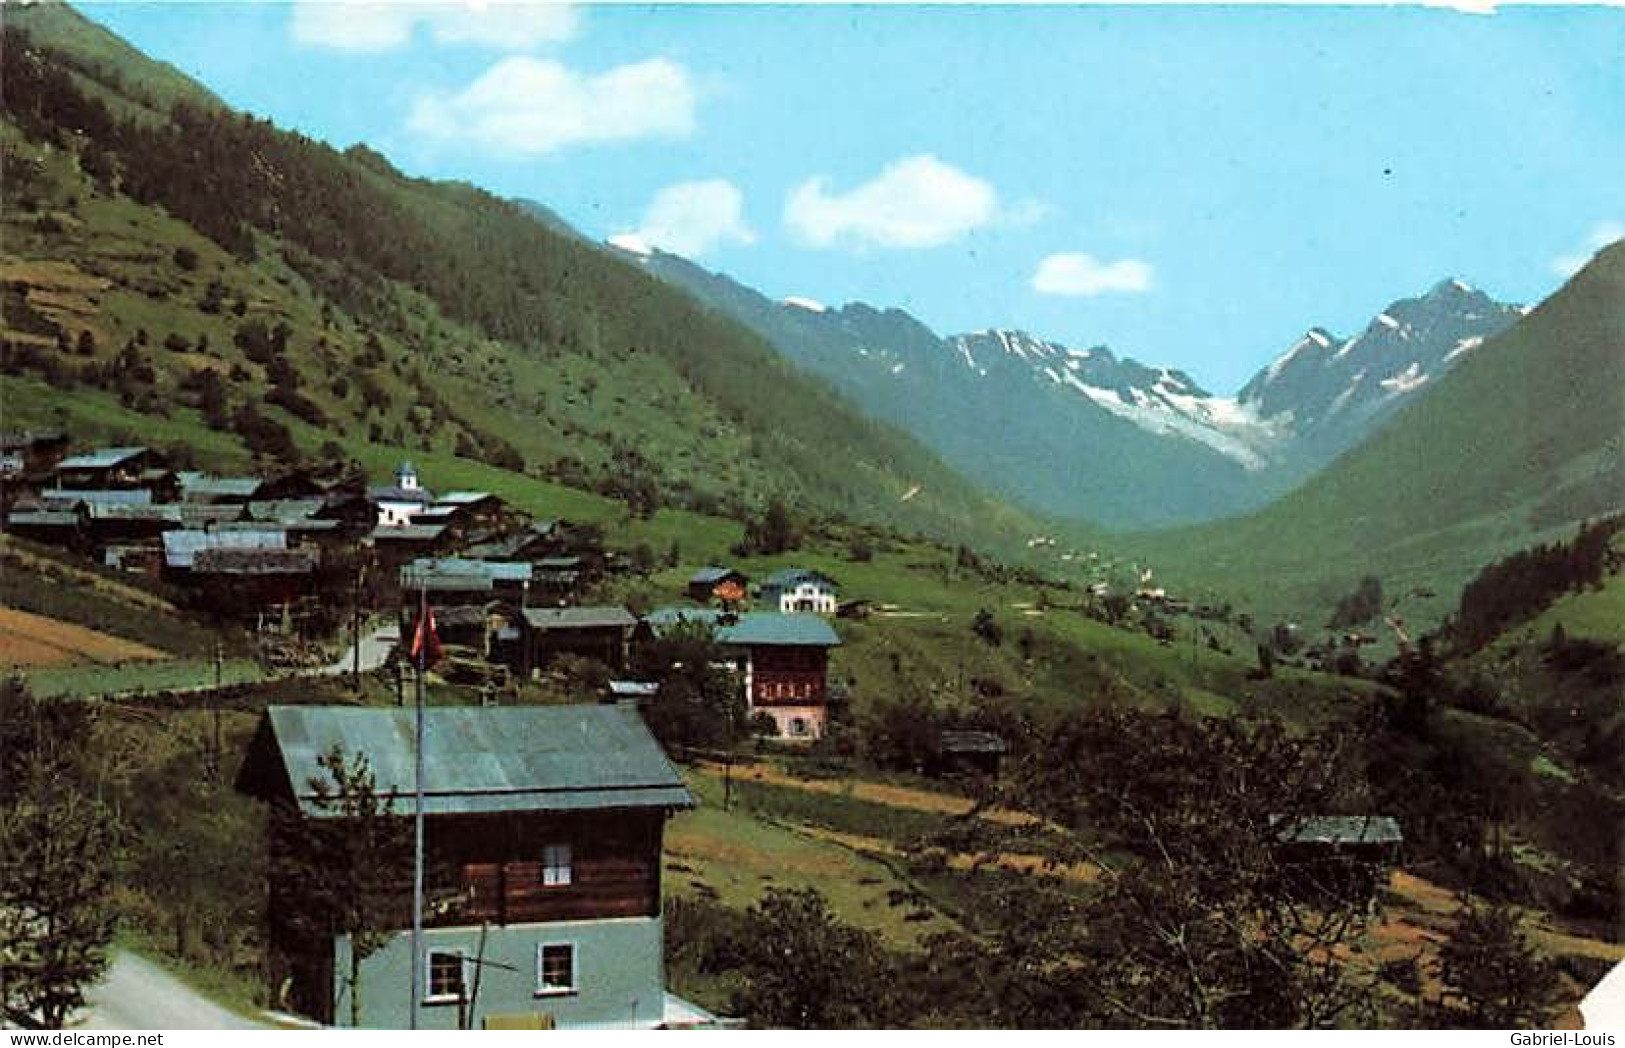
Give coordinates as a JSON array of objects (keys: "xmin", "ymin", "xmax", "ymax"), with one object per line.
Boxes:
[{"xmin": 0, "ymin": 606, "xmax": 168, "ymax": 667}]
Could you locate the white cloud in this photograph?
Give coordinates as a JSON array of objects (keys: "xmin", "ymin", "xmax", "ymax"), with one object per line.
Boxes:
[
  {"xmin": 290, "ymin": 1, "xmax": 578, "ymax": 52},
  {"xmin": 1551, "ymin": 219, "xmax": 1625, "ymax": 279},
  {"xmin": 407, "ymin": 56, "xmax": 695, "ymax": 157},
  {"xmin": 785, "ymin": 155, "xmax": 1003, "ymax": 250},
  {"xmin": 1032, "ymin": 252, "xmax": 1154, "ymax": 297},
  {"xmin": 613, "ymin": 180, "xmax": 756, "ymax": 259}
]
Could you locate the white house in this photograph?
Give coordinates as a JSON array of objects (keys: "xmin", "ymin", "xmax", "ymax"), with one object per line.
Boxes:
[{"xmin": 758, "ymin": 568, "xmax": 838, "ymax": 615}]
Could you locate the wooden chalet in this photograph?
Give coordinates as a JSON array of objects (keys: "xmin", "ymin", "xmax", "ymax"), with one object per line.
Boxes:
[
  {"xmin": 399, "ymin": 558, "xmax": 533, "ymax": 606},
  {"xmin": 930, "ymin": 730, "xmax": 1009, "ymax": 778},
  {"xmin": 191, "ymin": 546, "xmax": 318, "ymax": 626},
  {"xmin": 645, "ymin": 609, "xmax": 842, "ymax": 739},
  {"xmin": 518, "ymin": 606, "xmax": 637, "ymax": 676},
  {"xmin": 162, "ymin": 528, "xmax": 287, "ymax": 581},
  {"xmin": 5, "ymin": 507, "xmax": 85, "ymax": 549},
  {"xmin": 53, "ymin": 446, "xmax": 159, "ymax": 490},
  {"xmin": 177, "ymin": 472, "xmax": 268, "ymax": 505},
  {"xmin": 236, "ymin": 704, "xmax": 704, "ymax": 1030},
  {"xmin": 686, "ymin": 566, "xmax": 748, "ymax": 604},
  {"xmin": 463, "ymin": 520, "xmax": 561, "ymax": 563},
  {"xmin": 428, "ymin": 492, "xmax": 508, "ymax": 533},
  {"xmin": 371, "ymin": 524, "xmax": 449, "ymax": 576},
  {"xmin": 1270, "ymin": 814, "xmax": 1403, "ymax": 900}
]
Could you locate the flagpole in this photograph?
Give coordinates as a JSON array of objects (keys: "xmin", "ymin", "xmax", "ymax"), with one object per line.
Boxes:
[{"xmin": 409, "ymin": 580, "xmax": 427, "ymax": 1029}]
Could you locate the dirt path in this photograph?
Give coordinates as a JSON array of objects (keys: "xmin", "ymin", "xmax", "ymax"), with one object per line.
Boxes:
[
  {"xmin": 74, "ymin": 950, "xmax": 265, "ymax": 1030},
  {"xmin": 798, "ymin": 825, "xmax": 1099, "ymax": 883},
  {"xmin": 695, "ymin": 759, "xmax": 1044, "ymax": 828}
]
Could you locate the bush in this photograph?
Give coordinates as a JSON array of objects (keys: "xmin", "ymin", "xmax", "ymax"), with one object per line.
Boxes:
[{"xmin": 172, "ymin": 246, "xmax": 199, "ymax": 271}]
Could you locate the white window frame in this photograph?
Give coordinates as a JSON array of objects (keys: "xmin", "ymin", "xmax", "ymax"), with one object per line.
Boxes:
[
  {"xmin": 542, "ymin": 843, "xmax": 572, "ymax": 887},
  {"xmin": 424, "ymin": 949, "xmax": 468, "ymax": 1005},
  {"xmin": 535, "ymin": 941, "xmax": 577, "ymax": 997}
]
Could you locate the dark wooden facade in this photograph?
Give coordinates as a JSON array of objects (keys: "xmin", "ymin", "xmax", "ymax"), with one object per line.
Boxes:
[
  {"xmin": 748, "ymin": 645, "xmax": 830, "ymax": 706},
  {"xmin": 439, "ymin": 811, "xmax": 662, "ymax": 926}
]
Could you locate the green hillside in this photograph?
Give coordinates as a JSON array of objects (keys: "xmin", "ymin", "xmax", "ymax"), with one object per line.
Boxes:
[
  {"xmin": 1133, "ymin": 243, "xmax": 1625, "ymax": 628},
  {"xmin": 0, "ymin": 7, "xmax": 1052, "ymax": 560}
]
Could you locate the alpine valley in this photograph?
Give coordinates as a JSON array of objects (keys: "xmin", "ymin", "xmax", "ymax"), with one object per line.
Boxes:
[{"xmin": 633, "ymin": 247, "xmax": 1529, "ymax": 530}]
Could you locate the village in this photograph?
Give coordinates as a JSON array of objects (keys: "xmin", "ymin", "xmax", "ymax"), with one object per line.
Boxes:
[
  {"xmin": 0, "ymin": 430, "xmax": 1015, "ymax": 1029},
  {"xmin": 6, "ymin": 427, "xmax": 1620, "ymax": 1031}
]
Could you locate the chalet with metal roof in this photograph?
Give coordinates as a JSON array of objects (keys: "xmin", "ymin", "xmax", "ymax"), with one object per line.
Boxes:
[
  {"xmin": 42, "ymin": 487, "xmax": 153, "ymax": 508},
  {"xmin": 686, "ymin": 566, "xmax": 748, "ymax": 603},
  {"xmin": 163, "ymin": 527, "xmax": 287, "ymax": 572},
  {"xmin": 4, "ymin": 508, "xmax": 85, "ymax": 549},
  {"xmin": 931, "ymin": 730, "xmax": 1009, "ymax": 778},
  {"xmin": 645, "ymin": 609, "xmax": 842, "ymax": 739},
  {"xmin": 177, "ymin": 472, "xmax": 267, "ymax": 505},
  {"xmin": 758, "ymin": 567, "xmax": 839, "ymax": 615},
  {"xmin": 400, "ymin": 558, "xmax": 533, "ymax": 604},
  {"xmin": 517, "ymin": 606, "xmax": 638, "ymax": 675},
  {"xmin": 53, "ymin": 446, "xmax": 156, "ymax": 489},
  {"xmin": 1269, "ymin": 814, "xmax": 1403, "ymax": 899},
  {"xmin": 236, "ymin": 704, "xmax": 701, "ymax": 1030}
]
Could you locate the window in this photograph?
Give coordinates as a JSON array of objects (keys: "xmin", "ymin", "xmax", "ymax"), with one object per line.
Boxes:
[
  {"xmin": 536, "ymin": 942, "xmax": 576, "ymax": 996},
  {"xmin": 790, "ymin": 717, "xmax": 808, "ymax": 737},
  {"xmin": 426, "ymin": 950, "xmax": 466, "ymax": 1003},
  {"xmin": 542, "ymin": 843, "xmax": 572, "ymax": 887}
]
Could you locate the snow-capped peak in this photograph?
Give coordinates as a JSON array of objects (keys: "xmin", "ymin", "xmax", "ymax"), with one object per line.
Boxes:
[{"xmin": 783, "ymin": 295, "xmax": 828, "ymax": 313}]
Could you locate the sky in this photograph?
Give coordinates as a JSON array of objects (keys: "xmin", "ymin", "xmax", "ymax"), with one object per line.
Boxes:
[{"xmin": 82, "ymin": 1, "xmax": 1625, "ymax": 393}]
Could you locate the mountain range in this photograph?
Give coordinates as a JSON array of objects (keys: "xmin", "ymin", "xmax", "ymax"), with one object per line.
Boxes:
[
  {"xmin": 4, "ymin": 0, "xmax": 1621, "ymax": 632},
  {"xmin": 630, "ymin": 245, "xmax": 1527, "ymax": 530}
]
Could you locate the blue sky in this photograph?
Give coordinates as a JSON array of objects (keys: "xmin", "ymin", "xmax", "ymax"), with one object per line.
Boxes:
[{"xmin": 84, "ymin": 2, "xmax": 1625, "ymax": 392}]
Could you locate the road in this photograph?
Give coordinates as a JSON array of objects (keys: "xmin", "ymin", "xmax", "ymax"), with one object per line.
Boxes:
[
  {"xmin": 315, "ymin": 622, "xmax": 398, "ymax": 677},
  {"xmin": 74, "ymin": 950, "xmax": 265, "ymax": 1030}
]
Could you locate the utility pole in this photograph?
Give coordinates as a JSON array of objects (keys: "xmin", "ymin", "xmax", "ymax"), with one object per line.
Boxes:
[
  {"xmin": 409, "ymin": 581, "xmax": 427, "ymax": 1030},
  {"xmin": 212, "ymin": 640, "xmax": 223, "ymax": 778},
  {"xmin": 352, "ymin": 559, "xmax": 365, "ymax": 692}
]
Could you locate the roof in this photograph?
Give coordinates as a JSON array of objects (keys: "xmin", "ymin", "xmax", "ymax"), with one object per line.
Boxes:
[
  {"xmin": 690, "ymin": 566, "xmax": 744, "ymax": 585},
  {"xmin": 609, "ymin": 681, "xmax": 660, "ymax": 697},
  {"xmin": 646, "ymin": 608, "xmax": 841, "ymax": 648},
  {"xmin": 178, "ymin": 504, "xmax": 246, "ymax": 526},
  {"xmin": 57, "ymin": 446, "xmax": 146, "ymax": 470},
  {"xmin": 522, "ymin": 606, "xmax": 638, "ymax": 631},
  {"xmin": 86, "ymin": 503, "xmax": 184, "ymax": 523},
  {"xmin": 372, "ymin": 524, "xmax": 446, "ymax": 542},
  {"xmin": 1271, "ymin": 815, "xmax": 1403, "ymax": 846},
  {"xmin": 163, "ymin": 528, "xmax": 286, "ymax": 568},
  {"xmin": 177, "ymin": 473, "xmax": 266, "ymax": 501},
  {"xmin": 939, "ymin": 730, "xmax": 1008, "ymax": 754},
  {"xmin": 401, "ymin": 558, "xmax": 533, "ymax": 591},
  {"xmin": 760, "ymin": 567, "xmax": 838, "ymax": 589},
  {"xmin": 193, "ymin": 546, "xmax": 317, "ymax": 575},
  {"xmin": 369, "ymin": 485, "xmax": 434, "ymax": 504},
  {"xmin": 240, "ymin": 704, "xmax": 694, "ymax": 817},
  {"xmin": 434, "ymin": 491, "xmax": 499, "ymax": 507},
  {"xmin": 43, "ymin": 488, "xmax": 153, "ymax": 506},
  {"xmin": 245, "ymin": 499, "xmax": 326, "ymax": 523},
  {"xmin": 6, "ymin": 510, "xmax": 81, "ymax": 528}
]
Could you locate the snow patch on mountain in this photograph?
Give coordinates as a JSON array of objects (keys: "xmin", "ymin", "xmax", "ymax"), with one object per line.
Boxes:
[
  {"xmin": 1445, "ymin": 335, "xmax": 1483, "ymax": 362},
  {"xmin": 783, "ymin": 295, "xmax": 828, "ymax": 313},
  {"xmin": 1379, "ymin": 361, "xmax": 1429, "ymax": 395}
]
